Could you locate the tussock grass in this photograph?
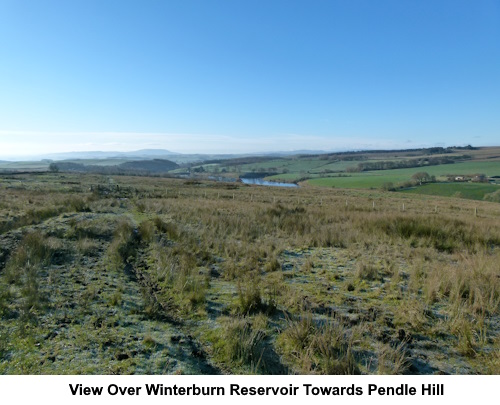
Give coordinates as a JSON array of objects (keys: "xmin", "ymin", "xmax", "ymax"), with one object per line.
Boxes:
[
  {"xmin": 235, "ymin": 276, "xmax": 276, "ymax": 315},
  {"xmin": 377, "ymin": 341, "xmax": 410, "ymax": 375},
  {"xmin": 355, "ymin": 260, "xmax": 381, "ymax": 281},
  {"xmin": 107, "ymin": 219, "xmax": 138, "ymax": 271},
  {"xmin": 394, "ymin": 297, "xmax": 428, "ymax": 330},
  {"xmin": 418, "ymin": 250, "xmax": 500, "ymax": 317},
  {"xmin": 277, "ymin": 313, "xmax": 359, "ymax": 374},
  {"xmin": 153, "ymin": 216, "xmax": 179, "ymax": 241},
  {"xmin": 1, "ymin": 231, "xmax": 62, "ymax": 323},
  {"xmin": 5, "ymin": 231, "xmax": 59, "ymax": 278},
  {"xmin": 76, "ymin": 237, "xmax": 100, "ymax": 256},
  {"xmin": 209, "ymin": 316, "xmax": 266, "ymax": 372},
  {"xmin": 0, "ymin": 206, "xmax": 63, "ymax": 234},
  {"xmin": 66, "ymin": 217, "xmax": 116, "ymax": 240},
  {"xmin": 368, "ymin": 215, "xmax": 500, "ymax": 252},
  {"xmin": 64, "ymin": 196, "xmax": 90, "ymax": 212},
  {"xmin": 1, "ymin": 173, "xmax": 499, "ymax": 374}
]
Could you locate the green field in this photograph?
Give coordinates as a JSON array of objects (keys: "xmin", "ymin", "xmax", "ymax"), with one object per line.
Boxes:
[
  {"xmin": 239, "ymin": 156, "xmax": 500, "ymax": 196},
  {"xmin": 308, "ymin": 161, "xmax": 500, "ymax": 189},
  {"xmin": 0, "ymin": 161, "xmax": 49, "ymax": 170},
  {"xmin": 307, "ymin": 160, "xmax": 365, "ymax": 173},
  {"xmin": 240, "ymin": 159, "xmax": 384, "ymax": 177},
  {"xmin": 401, "ymin": 183, "xmax": 500, "ymax": 200},
  {"xmin": 240, "ymin": 158, "xmax": 331, "ymax": 173},
  {"xmin": 2, "ymin": 148, "xmax": 500, "ymax": 202},
  {"xmin": 63, "ymin": 159, "xmax": 132, "ymax": 166},
  {"xmin": 263, "ymin": 160, "xmax": 367, "ymax": 182}
]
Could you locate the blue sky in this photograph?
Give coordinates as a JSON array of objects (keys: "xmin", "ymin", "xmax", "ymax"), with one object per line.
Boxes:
[{"xmin": 0, "ymin": 0, "xmax": 499, "ymax": 157}]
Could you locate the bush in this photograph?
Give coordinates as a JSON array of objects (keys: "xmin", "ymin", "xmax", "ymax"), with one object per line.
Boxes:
[{"xmin": 381, "ymin": 182, "xmax": 395, "ymax": 191}]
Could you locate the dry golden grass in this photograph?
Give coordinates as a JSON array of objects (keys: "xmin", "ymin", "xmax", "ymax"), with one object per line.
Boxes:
[{"xmin": 0, "ymin": 172, "xmax": 499, "ymax": 374}]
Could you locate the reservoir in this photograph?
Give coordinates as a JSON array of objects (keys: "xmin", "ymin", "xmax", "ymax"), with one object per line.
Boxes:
[{"xmin": 240, "ymin": 178, "xmax": 299, "ymax": 188}]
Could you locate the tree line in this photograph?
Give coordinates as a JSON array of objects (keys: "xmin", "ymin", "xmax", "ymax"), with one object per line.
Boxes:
[{"xmin": 347, "ymin": 155, "xmax": 471, "ymax": 173}]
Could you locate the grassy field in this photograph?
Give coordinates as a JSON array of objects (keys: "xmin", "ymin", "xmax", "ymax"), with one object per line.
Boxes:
[
  {"xmin": 0, "ymin": 159, "xmax": 137, "ymax": 171},
  {"xmin": 402, "ymin": 183, "xmax": 500, "ymax": 200},
  {"xmin": 238, "ymin": 158, "xmax": 363, "ymax": 175},
  {"xmin": 308, "ymin": 161, "xmax": 500, "ymax": 189},
  {"xmin": 0, "ymin": 161, "xmax": 50, "ymax": 171},
  {"xmin": 210, "ymin": 149, "xmax": 500, "ymax": 202},
  {"xmin": 0, "ymin": 172, "xmax": 499, "ymax": 375}
]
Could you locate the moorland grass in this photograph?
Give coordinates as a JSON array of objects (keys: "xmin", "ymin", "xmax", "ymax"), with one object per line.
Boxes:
[{"xmin": 0, "ymin": 172, "xmax": 499, "ymax": 374}]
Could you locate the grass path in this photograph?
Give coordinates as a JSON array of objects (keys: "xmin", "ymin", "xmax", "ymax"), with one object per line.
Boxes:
[{"xmin": 0, "ymin": 212, "xmax": 219, "ymax": 374}]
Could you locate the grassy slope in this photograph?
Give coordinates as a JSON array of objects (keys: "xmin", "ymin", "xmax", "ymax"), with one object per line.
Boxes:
[
  {"xmin": 264, "ymin": 161, "xmax": 367, "ymax": 182},
  {"xmin": 2, "ymin": 147, "xmax": 500, "ymax": 201},
  {"xmin": 234, "ymin": 150, "xmax": 500, "ymax": 195},
  {"xmin": 401, "ymin": 183, "xmax": 500, "ymax": 200},
  {"xmin": 239, "ymin": 158, "xmax": 329, "ymax": 174},
  {"xmin": 0, "ymin": 161, "xmax": 49, "ymax": 170},
  {"xmin": 308, "ymin": 161, "xmax": 500, "ymax": 189},
  {"xmin": 1, "ymin": 173, "xmax": 499, "ymax": 375}
]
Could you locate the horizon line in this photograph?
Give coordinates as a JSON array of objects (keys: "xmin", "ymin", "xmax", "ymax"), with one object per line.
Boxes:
[{"xmin": 0, "ymin": 144, "xmax": 494, "ymax": 162}]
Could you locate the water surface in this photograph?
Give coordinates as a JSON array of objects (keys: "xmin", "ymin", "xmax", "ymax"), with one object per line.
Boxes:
[{"xmin": 240, "ymin": 178, "xmax": 298, "ymax": 188}]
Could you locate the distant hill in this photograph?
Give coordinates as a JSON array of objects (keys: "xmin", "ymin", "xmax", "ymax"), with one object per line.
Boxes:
[
  {"xmin": 53, "ymin": 159, "xmax": 179, "ymax": 174},
  {"xmin": 35, "ymin": 149, "xmax": 179, "ymax": 160},
  {"xmin": 0, "ymin": 149, "xmax": 332, "ymax": 162},
  {"xmin": 118, "ymin": 159, "xmax": 179, "ymax": 173}
]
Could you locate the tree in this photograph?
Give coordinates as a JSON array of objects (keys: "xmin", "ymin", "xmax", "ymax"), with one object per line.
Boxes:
[
  {"xmin": 49, "ymin": 163, "xmax": 59, "ymax": 173},
  {"xmin": 472, "ymin": 174, "xmax": 487, "ymax": 183},
  {"xmin": 381, "ymin": 182, "xmax": 395, "ymax": 191},
  {"xmin": 411, "ymin": 172, "xmax": 432, "ymax": 185}
]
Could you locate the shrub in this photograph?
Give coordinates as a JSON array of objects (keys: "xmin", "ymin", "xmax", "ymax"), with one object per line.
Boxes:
[{"xmin": 381, "ymin": 182, "xmax": 395, "ymax": 191}]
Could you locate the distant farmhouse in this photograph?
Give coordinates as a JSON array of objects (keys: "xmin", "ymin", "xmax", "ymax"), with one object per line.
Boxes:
[{"xmin": 447, "ymin": 174, "xmax": 488, "ymax": 183}]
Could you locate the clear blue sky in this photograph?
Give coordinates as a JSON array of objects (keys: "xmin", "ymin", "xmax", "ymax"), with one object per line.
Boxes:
[{"xmin": 0, "ymin": 0, "xmax": 499, "ymax": 157}]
